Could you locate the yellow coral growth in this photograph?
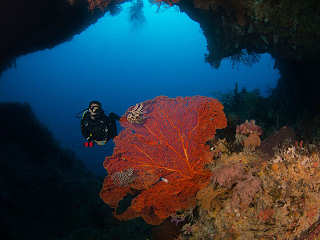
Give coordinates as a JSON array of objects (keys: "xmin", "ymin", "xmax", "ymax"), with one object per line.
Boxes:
[
  {"xmin": 178, "ymin": 146, "xmax": 320, "ymax": 240},
  {"xmin": 196, "ymin": 185, "xmax": 227, "ymax": 218}
]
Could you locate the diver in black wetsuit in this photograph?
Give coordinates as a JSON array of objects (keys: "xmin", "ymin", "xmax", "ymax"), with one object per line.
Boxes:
[{"xmin": 80, "ymin": 101, "xmax": 120, "ymax": 147}]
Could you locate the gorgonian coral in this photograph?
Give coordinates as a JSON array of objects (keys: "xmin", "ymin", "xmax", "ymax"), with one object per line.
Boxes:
[
  {"xmin": 236, "ymin": 119, "xmax": 263, "ymax": 150},
  {"xmin": 100, "ymin": 96, "xmax": 227, "ymax": 225}
]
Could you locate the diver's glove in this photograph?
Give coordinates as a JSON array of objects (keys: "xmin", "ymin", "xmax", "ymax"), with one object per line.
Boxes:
[{"xmin": 86, "ymin": 136, "xmax": 93, "ymax": 142}]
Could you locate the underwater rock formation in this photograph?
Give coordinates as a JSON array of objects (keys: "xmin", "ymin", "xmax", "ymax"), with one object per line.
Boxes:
[
  {"xmin": 100, "ymin": 95, "xmax": 227, "ymax": 225},
  {"xmin": 175, "ymin": 0, "xmax": 320, "ymax": 65},
  {"xmin": 0, "ymin": 103, "xmax": 105, "ymax": 240},
  {"xmin": 0, "ymin": 0, "xmax": 115, "ymax": 74},
  {"xmin": 170, "ymin": 128, "xmax": 320, "ymax": 240},
  {"xmin": 178, "ymin": 0, "xmax": 320, "ymax": 120},
  {"xmin": 1, "ymin": 0, "xmax": 319, "ymax": 76},
  {"xmin": 0, "ymin": 102, "xmax": 151, "ymax": 240}
]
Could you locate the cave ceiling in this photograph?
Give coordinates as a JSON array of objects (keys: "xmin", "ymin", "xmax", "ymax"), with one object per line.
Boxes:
[{"xmin": 1, "ymin": 0, "xmax": 319, "ymax": 74}]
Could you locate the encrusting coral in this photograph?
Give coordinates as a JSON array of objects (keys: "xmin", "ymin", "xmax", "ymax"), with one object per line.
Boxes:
[
  {"xmin": 100, "ymin": 96, "xmax": 227, "ymax": 225},
  {"xmin": 175, "ymin": 129, "xmax": 320, "ymax": 240}
]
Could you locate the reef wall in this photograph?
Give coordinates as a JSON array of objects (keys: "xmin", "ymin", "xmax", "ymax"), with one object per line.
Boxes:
[
  {"xmin": 176, "ymin": 0, "xmax": 320, "ymax": 117},
  {"xmin": 0, "ymin": 103, "xmax": 151, "ymax": 240},
  {"xmin": 177, "ymin": 0, "xmax": 320, "ymax": 65},
  {"xmin": 0, "ymin": 102, "xmax": 103, "ymax": 239}
]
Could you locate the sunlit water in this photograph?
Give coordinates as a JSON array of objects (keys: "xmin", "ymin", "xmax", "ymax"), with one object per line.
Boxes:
[{"xmin": 0, "ymin": 0, "xmax": 279, "ymax": 176}]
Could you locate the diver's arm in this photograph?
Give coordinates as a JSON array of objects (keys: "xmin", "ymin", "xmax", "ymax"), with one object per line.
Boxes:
[
  {"xmin": 108, "ymin": 112, "xmax": 121, "ymax": 121},
  {"xmin": 106, "ymin": 113, "xmax": 119, "ymax": 140}
]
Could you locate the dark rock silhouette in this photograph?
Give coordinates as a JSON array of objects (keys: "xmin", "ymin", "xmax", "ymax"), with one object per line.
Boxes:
[
  {"xmin": 0, "ymin": 0, "xmax": 106, "ymax": 74},
  {"xmin": 0, "ymin": 102, "xmax": 102, "ymax": 239},
  {"xmin": 0, "ymin": 102, "xmax": 150, "ymax": 240}
]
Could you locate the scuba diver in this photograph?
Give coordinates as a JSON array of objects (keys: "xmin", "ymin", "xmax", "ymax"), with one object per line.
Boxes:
[{"xmin": 80, "ymin": 101, "xmax": 120, "ymax": 147}]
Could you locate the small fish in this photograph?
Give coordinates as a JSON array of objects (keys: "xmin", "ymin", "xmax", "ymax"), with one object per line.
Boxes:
[{"xmin": 160, "ymin": 177, "xmax": 169, "ymax": 183}]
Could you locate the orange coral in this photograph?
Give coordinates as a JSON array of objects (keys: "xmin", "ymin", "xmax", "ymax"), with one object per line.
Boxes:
[
  {"xmin": 88, "ymin": 0, "xmax": 111, "ymax": 10},
  {"xmin": 100, "ymin": 96, "xmax": 227, "ymax": 225},
  {"xmin": 236, "ymin": 120, "xmax": 263, "ymax": 151},
  {"xmin": 236, "ymin": 120, "xmax": 263, "ymax": 136},
  {"xmin": 258, "ymin": 208, "xmax": 274, "ymax": 222},
  {"xmin": 87, "ymin": 0, "xmax": 124, "ymax": 10},
  {"xmin": 243, "ymin": 133, "xmax": 261, "ymax": 150},
  {"xmin": 152, "ymin": 0, "xmax": 181, "ymax": 7}
]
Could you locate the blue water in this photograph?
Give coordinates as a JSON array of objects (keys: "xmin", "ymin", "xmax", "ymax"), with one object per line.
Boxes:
[{"xmin": 0, "ymin": 0, "xmax": 279, "ymax": 176}]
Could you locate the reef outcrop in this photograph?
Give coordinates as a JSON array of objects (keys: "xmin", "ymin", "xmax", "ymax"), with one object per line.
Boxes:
[
  {"xmin": 167, "ymin": 127, "xmax": 320, "ymax": 240},
  {"xmin": 0, "ymin": 103, "xmax": 104, "ymax": 239},
  {"xmin": 0, "ymin": 102, "xmax": 150, "ymax": 240},
  {"xmin": 172, "ymin": 0, "xmax": 320, "ymax": 122},
  {"xmin": 175, "ymin": 0, "xmax": 320, "ymax": 65}
]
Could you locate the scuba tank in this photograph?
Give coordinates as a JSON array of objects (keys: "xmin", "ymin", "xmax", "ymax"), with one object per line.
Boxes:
[{"xmin": 76, "ymin": 108, "xmax": 89, "ymax": 119}]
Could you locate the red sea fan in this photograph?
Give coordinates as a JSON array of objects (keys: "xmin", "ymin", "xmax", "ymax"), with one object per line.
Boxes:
[{"xmin": 100, "ymin": 96, "xmax": 227, "ymax": 225}]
